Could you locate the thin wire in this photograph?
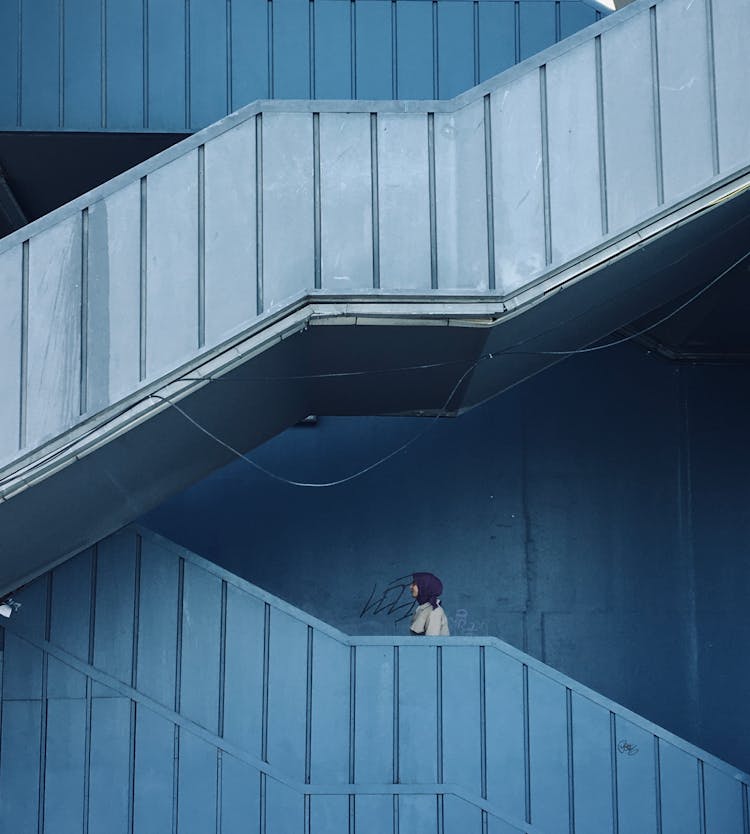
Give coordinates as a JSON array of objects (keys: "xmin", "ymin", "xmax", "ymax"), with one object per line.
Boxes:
[
  {"xmin": 150, "ymin": 356, "xmax": 484, "ymax": 488},
  {"xmin": 2, "ymin": 241, "xmax": 748, "ymax": 492}
]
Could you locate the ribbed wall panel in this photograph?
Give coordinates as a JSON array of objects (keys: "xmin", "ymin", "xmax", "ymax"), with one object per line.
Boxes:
[
  {"xmin": 0, "ymin": 0, "xmax": 605, "ymax": 132},
  {"xmin": 1, "ymin": 525, "xmax": 747, "ymax": 834}
]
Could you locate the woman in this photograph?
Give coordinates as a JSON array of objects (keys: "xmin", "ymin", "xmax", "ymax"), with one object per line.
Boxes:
[{"xmin": 409, "ymin": 572, "xmax": 450, "ymax": 636}]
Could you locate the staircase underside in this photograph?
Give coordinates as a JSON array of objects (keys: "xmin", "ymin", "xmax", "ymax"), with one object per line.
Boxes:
[{"xmin": 1, "ymin": 173, "xmax": 748, "ymax": 594}]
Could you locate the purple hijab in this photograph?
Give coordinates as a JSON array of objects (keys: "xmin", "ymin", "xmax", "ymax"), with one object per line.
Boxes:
[{"xmin": 412, "ymin": 572, "xmax": 443, "ymax": 609}]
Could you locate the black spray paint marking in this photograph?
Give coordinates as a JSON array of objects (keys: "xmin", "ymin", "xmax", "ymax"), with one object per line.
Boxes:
[
  {"xmin": 617, "ymin": 740, "xmax": 639, "ymax": 756},
  {"xmin": 360, "ymin": 575, "xmax": 417, "ymax": 624}
]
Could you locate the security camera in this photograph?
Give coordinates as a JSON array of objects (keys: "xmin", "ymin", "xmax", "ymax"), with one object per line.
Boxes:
[{"xmin": 0, "ymin": 596, "xmax": 20, "ymax": 618}]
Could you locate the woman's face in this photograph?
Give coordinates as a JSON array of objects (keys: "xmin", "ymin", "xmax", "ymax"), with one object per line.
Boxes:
[{"xmin": 410, "ymin": 582, "xmax": 419, "ymax": 599}]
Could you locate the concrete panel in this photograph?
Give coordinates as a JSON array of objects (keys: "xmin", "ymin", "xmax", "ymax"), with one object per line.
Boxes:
[
  {"xmin": 355, "ymin": 1, "xmax": 393, "ymax": 100},
  {"xmin": 63, "ymin": 0, "xmax": 102, "ymax": 129},
  {"xmin": 441, "ymin": 646, "xmax": 482, "ymax": 795},
  {"xmin": 478, "ymin": 2, "xmax": 516, "ymax": 83},
  {"xmin": 133, "ymin": 707, "xmax": 175, "ymax": 833},
  {"xmin": 189, "ymin": 0, "xmax": 229, "ymax": 130},
  {"xmin": 444, "ymin": 795, "xmax": 483, "ymax": 834},
  {"xmin": 703, "ymin": 764, "xmax": 745, "ymax": 834},
  {"xmin": 527, "ymin": 669, "xmax": 569, "ymax": 831},
  {"xmin": 266, "ymin": 777, "xmax": 304, "ymax": 834},
  {"xmin": 89, "ymin": 698, "xmax": 132, "ymax": 834},
  {"xmin": 21, "ymin": 0, "xmax": 59, "ymax": 128},
  {"xmin": 547, "ymin": 40, "xmax": 602, "ymax": 263},
  {"xmin": 44, "ymin": 699, "xmax": 87, "ymax": 834},
  {"xmin": 712, "ymin": 0, "xmax": 750, "ymax": 174},
  {"xmin": 437, "ymin": 2, "xmax": 475, "ymax": 99},
  {"xmin": 398, "ymin": 645, "xmax": 438, "ymax": 783},
  {"xmin": 177, "ymin": 733, "xmax": 218, "ymax": 834},
  {"xmin": 273, "ymin": 0, "xmax": 311, "ymax": 99},
  {"xmin": 26, "ymin": 215, "xmax": 82, "ymax": 448},
  {"xmin": 310, "ymin": 631, "xmax": 350, "ymax": 783},
  {"xmin": 320, "ymin": 112, "xmax": 373, "ymax": 291},
  {"xmin": 656, "ymin": 0, "xmax": 714, "ymax": 203},
  {"xmin": 93, "ymin": 530, "xmax": 137, "ymax": 692},
  {"xmin": 87, "ymin": 182, "xmax": 142, "ymax": 412},
  {"xmin": 519, "ymin": 2, "xmax": 556, "ymax": 61},
  {"xmin": 491, "ymin": 73, "xmax": 546, "ymax": 292},
  {"xmin": 204, "ymin": 120, "xmax": 257, "ymax": 344},
  {"xmin": 314, "ymin": 1, "xmax": 352, "ymax": 99},
  {"xmin": 136, "ymin": 538, "xmax": 179, "ymax": 708},
  {"xmin": 221, "ymin": 755, "xmax": 260, "ymax": 834},
  {"xmin": 571, "ymin": 694, "xmax": 613, "ymax": 834},
  {"xmin": 147, "ymin": 0, "xmax": 186, "ymax": 130},
  {"xmin": 0, "ymin": 700, "xmax": 42, "ymax": 831},
  {"xmin": 615, "ymin": 717, "xmax": 657, "ymax": 834},
  {"xmin": 435, "ymin": 99, "xmax": 490, "ymax": 290},
  {"xmin": 230, "ymin": 0, "xmax": 269, "ymax": 106},
  {"xmin": 399, "ymin": 795, "xmax": 438, "ymax": 834},
  {"xmin": 261, "ymin": 113, "xmax": 315, "ymax": 308},
  {"xmin": 105, "ymin": 0, "xmax": 144, "ymax": 129},
  {"xmin": 223, "ymin": 586, "xmax": 265, "ymax": 755},
  {"xmin": 146, "ymin": 151, "xmax": 199, "ymax": 379},
  {"xmin": 0, "ymin": 2, "xmax": 19, "ymax": 125},
  {"xmin": 0, "ymin": 246, "xmax": 21, "ymax": 464},
  {"xmin": 180, "ymin": 561, "xmax": 222, "ymax": 733},
  {"xmin": 396, "ymin": 1, "xmax": 434, "ymax": 99},
  {"xmin": 659, "ymin": 741, "xmax": 701, "ymax": 834},
  {"xmin": 377, "ymin": 113, "xmax": 431, "ymax": 290},
  {"xmin": 266, "ymin": 608, "xmax": 308, "ymax": 781},
  {"xmin": 600, "ymin": 11, "xmax": 659, "ymax": 233},
  {"xmin": 354, "ymin": 646, "xmax": 394, "ymax": 783}
]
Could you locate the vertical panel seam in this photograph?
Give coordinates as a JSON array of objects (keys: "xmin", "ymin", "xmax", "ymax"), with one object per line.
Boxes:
[
  {"xmin": 610, "ymin": 712, "xmax": 619, "ymax": 834},
  {"xmin": 472, "ymin": 1, "xmax": 479, "ymax": 87},
  {"xmin": 218, "ymin": 580, "xmax": 227, "ymax": 739},
  {"xmin": 304, "ymin": 793, "xmax": 311, "ymax": 834},
  {"xmin": 370, "ymin": 112, "xmax": 380, "ymax": 289},
  {"xmin": 743, "ymin": 780, "xmax": 750, "ymax": 834},
  {"xmin": 261, "ymin": 602, "xmax": 270, "ymax": 763},
  {"xmin": 523, "ymin": 664, "xmax": 531, "ymax": 824},
  {"xmin": 649, "ymin": 4, "xmax": 664, "ymax": 206},
  {"xmin": 175, "ymin": 558, "xmax": 185, "ymax": 714},
  {"xmin": 654, "ymin": 736, "xmax": 663, "ymax": 834},
  {"xmin": 80, "ymin": 208, "xmax": 89, "ymax": 415},
  {"xmin": 139, "ymin": 177, "xmax": 147, "ymax": 380},
  {"xmin": 143, "ymin": 0, "xmax": 149, "ymax": 128},
  {"xmin": 38, "ymin": 572, "xmax": 53, "ymax": 834},
  {"xmin": 391, "ymin": 0, "xmax": 397, "ymax": 99},
  {"xmin": 432, "ymin": 0, "xmax": 438, "ymax": 99},
  {"xmin": 172, "ymin": 725, "xmax": 180, "ymax": 834},
  {"xmin": 594, "ymin": 35, "xmax": 609, "ymax": 237},
  {"xmin": 350, "ymin": 0, "xmax": 356, "ymax": 99},
  {"xmin": 436, "ymin": 645, "xmax": 443, "ymax": 784},
  {"xmin": 393, "ymin": 645, "xmax": 399, "ymax": 785},
  {"xmin": 59, "ymin": 0, "xmax": 64, "ymax": 128},
  {"xmin": 17, "ymin": 0, "xmax": 22, "ymax": 127},
  {"xmin": 704, "ymin": 0, "xmax": 720, "ymax": 175},
  {"xmin": 226, "ymin": 0, "xmax": 232, "ymax": 112},
  {"xmin": 566, "ymin": 688, "xmax": 574, "ymax": 834},
  {"xmin": 309, "ymin": 0, "xmax": 315, "ymax": 99},
  {"xmin": 538, "ymin": 65, "xmax": 552, "ymax": 266},
  {"xmin": 305, "ymin": 626, "xmax": 313, "ymax": 784},
  {"xmin": 19, "ymin": 239, "xmax": 29, "ymax": 449},
  {"xmin": 349, "ymin": 645, "xmax": 356, "ymax": 785},
  {"xmin": 215, "ymin": 749, "xmax": 223, "ymax": 834},
  {"xmin": 427, "ymin": 112, "xmax": 438, "ymax": 290},
  {"xmin": 513, "ymin": 0, "xmax": 520, "ymax": 64},
  {"xmin": 267, "ymin": 0, "xmax": 274, "ymax": 98},
  {"xmin": 100, "ymin": 0, "xmax": 107, "ymax": 128},
  {"xmin": 83, "ymin": 545, "xmax": 98, "ymax": 834},
  {"xmin": 260, "ymin": 771, "xmax": 267, "ymax": 834},
  {"xmin": 256, "ymin": 114, "xmax": 264, "ymax": 314},
  {"xmin": 698, "ymin": 759, "xmax": 707, "ymax": 834},
  {"xmin": 554, "ymin": 0, "xmax": 561, "ymax": 43},
  {"xmin": 483, "ymin": 93, "xmax": 495, "ymax": 291},
  {"xmin": 185, "ymin": 0, "xmax": 191, "ymax": 130},
  {"xmin": 479, "ymin": 646, "xmax": 487, "ymax": 801},
  {"xmin": 198, "ymin": 145, "xmax": 206, "ymax": 348},
  {"xmin": 313, "ymin": 112, "xmax": 322, "ymax": 290},
  {"xmin": 128, "ymin": 536, "xmax": 141, "ymax": 834}
]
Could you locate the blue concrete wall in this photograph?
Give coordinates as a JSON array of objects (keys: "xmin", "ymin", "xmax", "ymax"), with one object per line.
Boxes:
[
  {"xmin": 0, "ymin": 0, "xmax": 605, "ymax": 132},
  {"xmin": 143, "ymin": 342, "xmax": 750, "ymax": 775}
]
